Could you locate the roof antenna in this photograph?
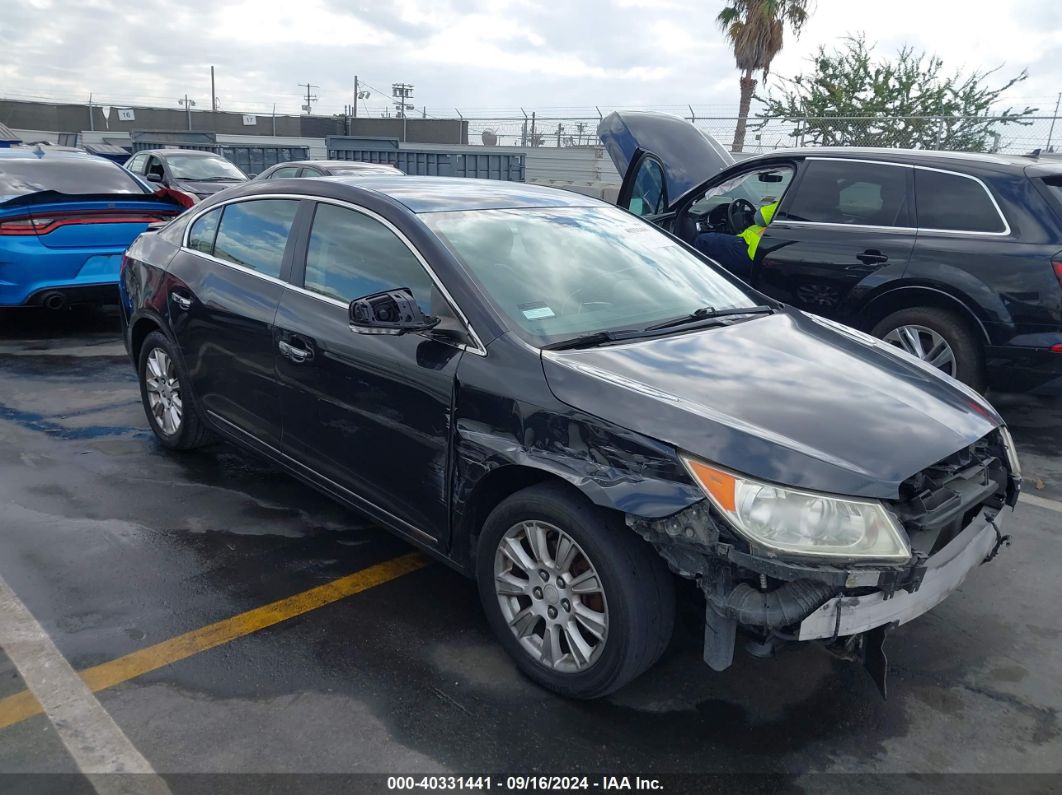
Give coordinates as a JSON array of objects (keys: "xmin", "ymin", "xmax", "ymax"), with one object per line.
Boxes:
[{"xmin": 1030, "ymin": 148, "xmax": 1042, "ymax": 160}]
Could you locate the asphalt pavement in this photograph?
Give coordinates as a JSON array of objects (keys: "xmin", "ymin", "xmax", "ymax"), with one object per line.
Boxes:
[{"xmin": 0, "ymin": 306, "xmax": 1059, "ymax": 793}]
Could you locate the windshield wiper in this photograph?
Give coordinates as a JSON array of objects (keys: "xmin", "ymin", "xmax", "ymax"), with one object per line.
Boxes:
[
  {"xmin": 643, "ymin": 305, "xmax": 774, "ymax": 332},
  {"xmin": 542, "ymin": 328, "xmax": 654, "ymax": 351},
  {"xmin": 185, "ymin": 176, "xmax": 240, "ymax": 182}
]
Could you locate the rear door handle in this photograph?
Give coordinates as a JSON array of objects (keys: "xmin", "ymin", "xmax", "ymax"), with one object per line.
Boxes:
[
  {"xmin": 856, "ymin": 250, "xmax": 889, "ymax": 265},
  {"xmin": 170, "ymin": 292, "xmax": 193, "ymax": 310},
  {"xmin": 278, "ymin": 339, "xmax": 314, "ymax": 363}
]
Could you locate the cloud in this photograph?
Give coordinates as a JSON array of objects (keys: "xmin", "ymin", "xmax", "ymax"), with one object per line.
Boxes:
[{"xmin": 0, "ymin": 0, "xmax": 1057, "ymax": 120}]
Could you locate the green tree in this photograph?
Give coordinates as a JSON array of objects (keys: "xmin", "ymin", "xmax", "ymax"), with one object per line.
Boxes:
[
  {"xmin": 718, "ymin": 0, "xmax": 811, "ymax": 153},
  {"xmin": 758, "ymin": 35, "xmax": 1036, "ymax": 151}
]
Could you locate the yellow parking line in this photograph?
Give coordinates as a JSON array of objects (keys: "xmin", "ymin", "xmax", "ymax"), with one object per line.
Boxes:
[{"xmin": 0, "ymin": 551, "xmax": 427, "ymax": 731}]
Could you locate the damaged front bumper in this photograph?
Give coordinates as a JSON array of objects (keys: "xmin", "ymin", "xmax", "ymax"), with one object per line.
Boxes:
[
  {"xmin": 796, "ymin": 508, "xmax": 1004, "ymax": 640},
  {"xmin": 628, "ymin": 501, "xmax": 1011, "ymax": 675}
]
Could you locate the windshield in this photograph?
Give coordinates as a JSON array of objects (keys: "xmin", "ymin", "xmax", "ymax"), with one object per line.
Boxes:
[
  {"xmin": 424, "ymin": 205, "xmax": 757, "ymax": 345},
  {"xmin": 0, "ymin": 158, "xmax": 149, "ymax": 200},
  {"xmin": 167, "ymin": 155, "xmax": 245, "ymax": 181}
]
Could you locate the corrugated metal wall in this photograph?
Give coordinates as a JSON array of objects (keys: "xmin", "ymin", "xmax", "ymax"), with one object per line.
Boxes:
[{"xmin": 326, "ymin": 136, "xmax": 526, "ymax": 181}]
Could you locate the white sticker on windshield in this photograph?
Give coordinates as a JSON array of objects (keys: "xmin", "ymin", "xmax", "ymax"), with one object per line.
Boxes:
[{"xmin": 521, "ymin": 305, "xmax": 556, "ymax": 320}]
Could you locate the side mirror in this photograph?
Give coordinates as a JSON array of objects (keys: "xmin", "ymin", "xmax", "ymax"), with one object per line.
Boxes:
[
  {"xmin": 349, "ymin": 288, "xmax": 439, "ymax": 336},
  {"xmin": 145, "ymin": 172, "xmax": 163, "ymax": 183}
]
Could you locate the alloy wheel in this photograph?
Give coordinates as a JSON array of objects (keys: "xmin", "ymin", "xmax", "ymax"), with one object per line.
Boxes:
[
  {"xmin": 882, "ymin": 324, "xmax": 957, "ymax": 377},
  {"xmin": 144, "ymin": 347, "xmax": 183, "ymax": 436},
  {"xmin": 493, "ymin": 520, "xmax": 609, "ymax": 673}
]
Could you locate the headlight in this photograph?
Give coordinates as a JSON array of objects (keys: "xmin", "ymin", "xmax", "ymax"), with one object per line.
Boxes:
[
  {"xmin": 998, "ymin": 426, "xmax": 1022, "ymax": 479},
  {"xmin": 681, "ymin": 457, "xmax": 911, "ymax": 562}
]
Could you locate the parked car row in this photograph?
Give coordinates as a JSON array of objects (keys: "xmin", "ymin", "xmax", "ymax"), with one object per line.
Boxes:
[{"xmin": 3, "ymin": 121, "xmax": 1060, "ymax": 396}]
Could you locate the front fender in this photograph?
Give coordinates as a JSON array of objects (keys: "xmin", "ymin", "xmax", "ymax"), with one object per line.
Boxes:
[{"xmin": 454, "ymin": 416, "xmax": 702, "ymax": 520}]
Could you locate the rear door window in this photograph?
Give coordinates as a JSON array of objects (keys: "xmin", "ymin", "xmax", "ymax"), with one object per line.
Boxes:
[
  {"xmin": 915, "ymin": 169, "xmax": 1007, "ymax": 233},
  {"xmin": 211, "ymin": 199, "xmax": 300, "ymax": 278},
  {"xmin": 782, "ymin": 160, "xmax": 912, "ymax": 227}
]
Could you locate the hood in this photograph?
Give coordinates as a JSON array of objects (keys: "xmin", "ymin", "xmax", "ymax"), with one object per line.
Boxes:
[
  {"xmin": 598, "ymin": 111, "xmax": 734, "ymax": 206},
  {"xmin": 541, "ymin": 311, "xmax": 1001, "ymax": 500},
  {"xmin": 174, "ymin": 179, "xmax": 244, "ymax": 197}
]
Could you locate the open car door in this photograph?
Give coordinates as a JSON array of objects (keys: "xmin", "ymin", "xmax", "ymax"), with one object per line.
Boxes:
[{"xmin": 599, "ymin": 111, "xmax": 734, "ymax": 219}]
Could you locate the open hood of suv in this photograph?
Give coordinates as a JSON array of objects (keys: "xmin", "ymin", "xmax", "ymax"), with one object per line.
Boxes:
[{"xmin": 598, "ymin": 111, "xmax": 734, "ymax": 208}]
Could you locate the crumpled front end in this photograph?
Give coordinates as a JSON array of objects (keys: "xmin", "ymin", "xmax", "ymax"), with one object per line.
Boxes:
[{"xmin": 627, "ymin": 429, "xmax": 1019, "ymax": 688}]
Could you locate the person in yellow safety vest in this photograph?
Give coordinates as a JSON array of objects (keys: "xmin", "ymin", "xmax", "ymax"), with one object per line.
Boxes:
[{"xmin": 693, "ymin": 199, "xmax": 779, "ymax": 281}]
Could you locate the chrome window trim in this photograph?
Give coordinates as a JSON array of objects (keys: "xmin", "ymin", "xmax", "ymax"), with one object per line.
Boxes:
[
  {"xmin": 180, "ymin": 248, "xmax": 291, "ymax": 286},
  {"xmin": 179, "ymin": 192, "xmax": 487, "ymax": 356},
  {"xmin": 799, "ymin": 157, "xmax": 1011, "ymax": 236}
]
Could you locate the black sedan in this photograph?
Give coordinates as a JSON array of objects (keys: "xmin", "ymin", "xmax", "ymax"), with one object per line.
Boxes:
[
  {"xmin": 124, "ymin": 149, "xmax": 247, "ymax": 203},
  {"xmin": 119, "ymin": 176, "xmax": 1021, "ymax": 698},
  {"xmin": 255, "ymin": 160, "xmax": 404, "ymax": 180},
  {"xmin": 600, "ymin": 111, "xmax": 1062, "ymax": 394}
]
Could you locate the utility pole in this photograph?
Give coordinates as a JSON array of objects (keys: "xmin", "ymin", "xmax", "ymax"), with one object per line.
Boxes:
[
  {"xmin": 88, "ymin": 92, "xmax": 94, "ymax": 132},
  {"xmin": 298, "ymin": 83, "xmax": 319, "ymax": 115},
  {"xmin": 391, "ymin": 82, "xmax": 414, "ymax": 142},
  {"xmin": 179, "ymin": 95, "xmax": 196, "ymax": 130},
  {"xmin": 211, "ymin": 66, "xmax": 217, "ymax": 112},
  {"xmin": 1047, "ymin": 92, "xmax": 1061, "ymax": 153},
  {"xmin": 353, "ymin": 76, "xmax": 370, "ymax": 121}
]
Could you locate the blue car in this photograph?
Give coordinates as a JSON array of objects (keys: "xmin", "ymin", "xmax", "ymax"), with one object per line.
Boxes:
[{"xmin": 0, "ymin": 148, "xmax": 186, "ymax": 308}]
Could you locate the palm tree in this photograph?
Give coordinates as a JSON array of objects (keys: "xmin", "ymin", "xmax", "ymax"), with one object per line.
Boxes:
[{"xmin": 718, "ymin": 0, "xmax": 811, "ymax": 152}]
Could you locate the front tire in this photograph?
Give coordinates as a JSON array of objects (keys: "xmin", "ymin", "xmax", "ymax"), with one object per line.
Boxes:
[
  {"xmin": 872, "ymin": 306, "xmax": 986, "ymax": 392},
  {"xmin": 476, "ymin": 482, "xmax": 674, "ymax": 699},
  {"xmin": 138, "ymin": 331, "xmax": 213, "ymax": 450}
]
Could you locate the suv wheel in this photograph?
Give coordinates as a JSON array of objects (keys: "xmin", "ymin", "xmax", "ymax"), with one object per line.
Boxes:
[
  {"xmin": 476, "ymin": 482, "xmax": 674, "ymax": 699},
  {"xmin": 138, "ymin": 331, "xmax": 213, "ymax": 450},
  {"xmin": 872, "ymin": 307, "xmax": 985, "ymax": 391}
]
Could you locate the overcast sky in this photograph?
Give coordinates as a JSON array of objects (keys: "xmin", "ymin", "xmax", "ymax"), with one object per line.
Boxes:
[{"xmin": 2, "ymin": 0, "xmax": 1059, "ymax": 119}]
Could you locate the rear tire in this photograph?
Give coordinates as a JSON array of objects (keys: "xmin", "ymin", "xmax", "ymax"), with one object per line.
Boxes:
[
  {"xmin": 138, "ymin": 331, "xmax": 213, "ymax": 450},
  {"xmin": 872, "ymin": 306, "xmax": 986, "ymax": 392},
  {"xmin": 476, "ymin": 482, "xmax": 674, "ymax": 699}
]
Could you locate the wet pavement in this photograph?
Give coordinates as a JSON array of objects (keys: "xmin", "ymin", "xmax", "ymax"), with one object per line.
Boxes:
[{"xmin": 0, "ymin": 306, "xmax": 1060, "ymax": 790}]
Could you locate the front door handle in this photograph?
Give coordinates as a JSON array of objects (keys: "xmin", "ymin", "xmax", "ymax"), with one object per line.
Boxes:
[
  {"xmin": 278, "ymin": 339, "xmax": 313, "ymax": 363},
  {"xmin": 856, "ymin": 250, "xmax": 889, "ymax": 265},
  {"xmin": 171, "ymin": 292, "xmax": 193, "ymax": 310}
]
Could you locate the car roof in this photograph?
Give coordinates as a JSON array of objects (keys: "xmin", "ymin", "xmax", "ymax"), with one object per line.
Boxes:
[
  {"xmin": 0, "ymin": 146, "xmax": 105, "ymax": 162},
  {"xmin": 136, "ymin": 149, "xmax": 222, "ymax": 158},
  {"xmin": 747, "ymin": 146, "xmax": 1034, "ymax": 172},
  {"xmin": 312, "ymin": 175, "xmax": 604, "ymax": 213},
  {"xmin": 277, "ymin": 160, "xmax": 400, "ymax": 169}
]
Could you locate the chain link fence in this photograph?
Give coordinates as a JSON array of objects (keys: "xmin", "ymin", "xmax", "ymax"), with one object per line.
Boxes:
[{"xmin": 460, "ymin": 112, "xmax": 1061, "ymax": 155}]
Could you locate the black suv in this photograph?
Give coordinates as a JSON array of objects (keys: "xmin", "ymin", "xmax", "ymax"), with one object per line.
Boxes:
[{"xmin": 600, "ymin": 111, "xmax": 1062, "ymax": 394}]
